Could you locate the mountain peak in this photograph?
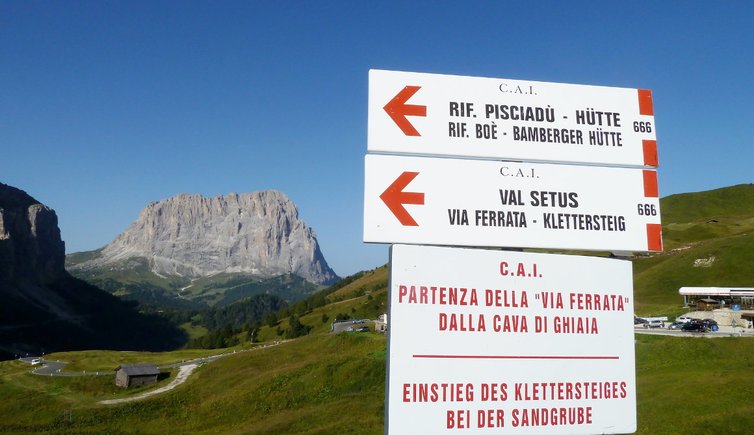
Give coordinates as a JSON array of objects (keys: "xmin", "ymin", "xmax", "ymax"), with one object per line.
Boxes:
[{"xmin": 70, "ymin": 190, "xmax": 338, "ymax": 285}]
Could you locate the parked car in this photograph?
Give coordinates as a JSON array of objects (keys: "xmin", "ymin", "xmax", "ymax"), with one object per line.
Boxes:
[
  {"xmin": 682, "ymin": 320, "xmax": 707, "ymax": 332},
  {"xmin": 634, "ymin": 317, "xmax": 648, "ymax": 325},
  {"xmin": 667, "ymin": 321, "xmax": 685, "ymax": 329},
  {"xmin": 701, "ymin": 319, "xmax": 719, "ymax": 332},
  {"xmin": 676, "ymin": 316, "xmax": 694, "ymax": 323},
  {"xmin": 644, "ymin": 319, "xmax": 664, "ymax": 328}
]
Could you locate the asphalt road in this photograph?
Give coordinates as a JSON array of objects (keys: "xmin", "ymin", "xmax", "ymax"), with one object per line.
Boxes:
[
  {"xmin": 634, "ymin": 326, "xmax": 749, "ymax": 337},
  {"xmin": 21, "ymin": 341, "xmax": 287, "ymax": 377},
  {"xmin": 30, "ymin": 359, "xmax": 109, "ymax": 376},
  {"xmin": 331, "ymin": 319, "xmax": 372, "ymax": 333}
]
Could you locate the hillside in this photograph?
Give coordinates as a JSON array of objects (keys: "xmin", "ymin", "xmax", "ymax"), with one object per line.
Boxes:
[
  {"xmin": 660, "ymin": 184, "xmax": 754, "ymax": 226},
  {"xmin": 67, "ymin": 259, "xmax": 321, "ymax": 309},
  {"xmin": 0, "ymin": 266, "xmax": 390, "ymax": 433},
  {"xmin": 1, "ymin": 184, "xmax": 753, "ymax": 432},
  {"xmin": 2, "ymin": 263, "xmax": 754, "ymax": 433},
  {"xmin": 633, "ymin": 184, "xmax": 754, "ymax": 314}
]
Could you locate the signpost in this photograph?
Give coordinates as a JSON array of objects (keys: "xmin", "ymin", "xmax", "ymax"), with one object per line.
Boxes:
[
  {"xmin": 387, "ymin": 244, "xmax": 636, "ymax": 434},
  {"xmin": 364, "ymin": 154, "xmax": 662, "ymax": 252},
  {"xmin": 365, "ymin": 69, "xmax": 660, "ymax": 435},
  {"xmin": 369, "ymin": 69, "xmax": 657, "ymax": 167}
]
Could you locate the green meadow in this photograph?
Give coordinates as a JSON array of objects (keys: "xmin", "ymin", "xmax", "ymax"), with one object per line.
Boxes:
[
  {"xmin": 0, "ymin": 333, "xmax": 386, "ymax": 434},
  {"xmin": 2, "ymin": 184, "xmax": 753, "ymax": 433},
  {"xmin": 4, "ymin": 333, "xmax": 754, "ymax": 434}
]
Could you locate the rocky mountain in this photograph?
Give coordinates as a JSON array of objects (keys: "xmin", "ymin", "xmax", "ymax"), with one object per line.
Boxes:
[
  {"xmin": 67, "ymin": 191, "xmax": 339, "ymax": 308},
  {"xmin": 0, "ymin": 183, "xmax": 65, "ymax": 286},
  {"xmin": 0, "ymin": 182, "xmax": 184, "ymax": 360}
]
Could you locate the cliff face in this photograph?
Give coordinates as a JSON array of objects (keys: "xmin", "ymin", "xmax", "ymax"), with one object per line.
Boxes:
[
  {"xmin": 0, "ymin": 183, "xmax": 65, "ymax": 285},
  {"xmin": 0, "ymin": 183, "xmax": 185, "ymax": 359},
  {"xmin": 70, "ymin": 191, "xmax": 338, "ymax": 285}
]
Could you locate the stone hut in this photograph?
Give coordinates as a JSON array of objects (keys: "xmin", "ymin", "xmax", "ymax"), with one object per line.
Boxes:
[{"xmin": 115, "ymin": 364, "xmax": 160, "ymax": 388}]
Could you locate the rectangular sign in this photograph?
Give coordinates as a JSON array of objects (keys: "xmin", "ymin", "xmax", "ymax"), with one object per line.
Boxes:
[
  {"xmin": 386, "ymin": 245, "xmax": 636, "ymax": 434},
  {"xmin": 369, "ymin": 69, "xmax": 658, "ymax": 167},
  {"xmin": 363, "ymin": 154, "xmax": 662, "ymax": 252}
]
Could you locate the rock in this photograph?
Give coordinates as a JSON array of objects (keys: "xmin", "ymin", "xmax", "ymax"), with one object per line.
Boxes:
[
  {"xmin": 70, "ymin": 190, "xmax": 338, "ymax": 285},
  {"xmin": 0, "ymin": 183, "xmax": 186, "ymax": 359},
  {"xmin": 0, "ymin": 182, "xmax": 65, "ymax": 284}
]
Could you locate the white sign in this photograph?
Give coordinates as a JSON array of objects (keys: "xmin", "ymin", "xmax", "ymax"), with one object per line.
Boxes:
[
  {"xmin": 386, "ymin": 244, "xmax": 636, "ymax": 434},
  {"xmin": 369, "ymin": 69, "xmax": 658, "ymax": 168},
  {"xmin": 363, "ymin": 154, "xmax": 662, "ymax": 252}
]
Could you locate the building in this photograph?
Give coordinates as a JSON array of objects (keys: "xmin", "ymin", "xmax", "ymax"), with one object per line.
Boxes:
[
  {"xmin": 679, "ymin": 287, "xmax": 754, "ymax": 309},
  {"xmin": 374, "ymin": 313, "xmax": 388, "ymax": 333},
  {"xmin": 115, "ymin": 364, "xmax": 160, "ymax": 388}
]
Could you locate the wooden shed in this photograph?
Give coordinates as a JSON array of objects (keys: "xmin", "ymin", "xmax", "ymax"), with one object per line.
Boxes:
[
  {"xmin": 115, "ymin": 364, "xmax": 160, "ymax": 388},
  {"xmin": 696, "ymin": 298, "xmax": 722, "ymax": 311}
]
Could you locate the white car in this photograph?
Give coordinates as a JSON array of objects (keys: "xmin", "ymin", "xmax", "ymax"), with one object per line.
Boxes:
[
  {"xmin": 676, "ymin": 316, "xmax": 693, "ymax": 323},
  {"xmin": 30, "ymin": 358, "xmax": 42, "ymax": 365}
]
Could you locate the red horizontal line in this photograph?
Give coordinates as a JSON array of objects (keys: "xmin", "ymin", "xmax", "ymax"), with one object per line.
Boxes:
[{"xmin": 413, "ymin": 355, "xmax": 619, "ymax": 360}]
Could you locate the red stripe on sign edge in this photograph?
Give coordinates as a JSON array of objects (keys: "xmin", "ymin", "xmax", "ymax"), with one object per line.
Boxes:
[
  {"xmin": 638, "ymin": 89, "xmax": 654, "ymax": 115},
  {"xmin": 643, "ymin": 170, "xmax": 659, "ymax": 197},
  {"xmin": 413, "ymin": 355, "xmax": 619, "ymax": 360},
  {"xmin": 647, "ymin": 223, "xmax": 663, "ymax": 251},
  {"xmin": 643, "ymin": 140, "xmax": 659, "ymax": 167}
]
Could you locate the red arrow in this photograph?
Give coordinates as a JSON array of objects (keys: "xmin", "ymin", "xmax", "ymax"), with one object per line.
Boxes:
[
  {"xmin": 383, "ymin": 86, "xmax": 426, "ymax": 136},
  {"xmin": 380, "ymin": 171, "xmax": 425, "ymax": 226}
]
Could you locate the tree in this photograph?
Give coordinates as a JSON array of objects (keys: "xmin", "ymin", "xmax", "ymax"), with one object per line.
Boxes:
[
  {"xmin": 285, "ymin": 314, "xmax": 312, "ymax": 339},
  {"xmin": 265, "ymin": 312, "xmax": 279, "ymax": 328}
]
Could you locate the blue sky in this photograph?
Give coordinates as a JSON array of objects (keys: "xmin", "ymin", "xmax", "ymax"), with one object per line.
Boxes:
[{"xmin": 2, "ymin": 1, "xmax": 753, "ymax": 277}]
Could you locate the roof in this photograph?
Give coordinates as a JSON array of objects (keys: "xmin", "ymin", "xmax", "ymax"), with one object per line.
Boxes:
[
  {"xmin": 116, "ymin": 364, "xmax": 160, "ymax": 376},
  {"xmin": 679, "ymin": 287, "xmax": 754, "ymax": 297}
]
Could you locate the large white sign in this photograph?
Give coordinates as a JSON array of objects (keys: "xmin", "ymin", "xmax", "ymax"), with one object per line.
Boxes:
[
  {"xmin": 387, "ymin": 245, "xmax": 636, "ymax": 434},
  {"xmin": 369, "ymin": 69, "xmax": 658, "ymax": 168},
  {"xmin": 364, "ymin": 154, "xmax": 662, "ymax": 252}
]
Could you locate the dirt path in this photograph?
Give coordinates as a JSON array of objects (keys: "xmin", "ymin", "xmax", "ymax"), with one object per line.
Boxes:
[
  {"xmin": 98, "ymin": 363, "xmax": 197, "ymax": 405},
  {"xmin": 95, "ymin": 341, "xmax": 289, "ymax": 405}
]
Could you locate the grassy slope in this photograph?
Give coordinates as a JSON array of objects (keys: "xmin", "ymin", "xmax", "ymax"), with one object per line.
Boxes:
[
  {"xmin": 633, "ymin": 232, "xmax": 754, "ymax": 314},
  {"xmin": 256, "ymin": 266, "xmax": 388, "ymax": 342},
  {"xmin": 43, "ymin": 348, "xmax": 232, "ymax": 372},
  {"xmin": 635, "ymin": 335, "xmax": 754, "ymax": 434},
  {"xmin": 0, "ymin": 361, "xmax": 178, "ymax": 428},
  {"xmin": 3, "ymin": 186, "xmax": 753, "ymax": 433},
  {"xmin": 632, "ymin": 184, "xmax": 754, "ymax": 315},
  {"xmin": 5, "ymin": 332, "xmax": 754, "ymax": 433},
  {"xmin": 0, "ymin": 267, "xmax": 390, "ymax": 433},
  {"xmin": 0, "ymin": 334, "xmax": 386, "ymax": 434},
  {"xmin": 660, "ymin": 184, "xmax": 754, "ymax": 225}
]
